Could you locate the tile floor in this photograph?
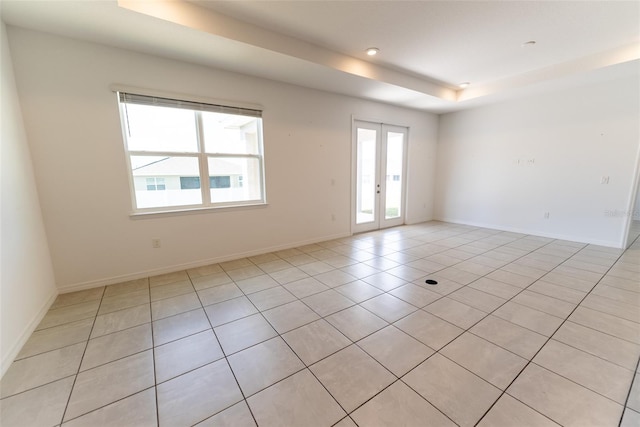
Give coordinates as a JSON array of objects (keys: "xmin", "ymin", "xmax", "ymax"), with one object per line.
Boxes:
[{"xmin": 1, "ymin": 221, "xmax": 639, "ymax": 426}]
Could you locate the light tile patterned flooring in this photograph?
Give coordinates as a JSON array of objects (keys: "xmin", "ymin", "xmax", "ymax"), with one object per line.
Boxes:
[{"xmin": 1, "ymin": 221, "xmax": 639, "ymax": 426}]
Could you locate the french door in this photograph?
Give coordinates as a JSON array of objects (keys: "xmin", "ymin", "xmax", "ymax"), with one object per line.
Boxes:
[{"xmin": 353, "ymin": 120, "xmax": 407, "ymax": 233}]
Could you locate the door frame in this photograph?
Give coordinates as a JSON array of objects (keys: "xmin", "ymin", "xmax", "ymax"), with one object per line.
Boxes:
[{"xmin": 351, "ymin": 117, "xmax": 409, "ymax": 234}]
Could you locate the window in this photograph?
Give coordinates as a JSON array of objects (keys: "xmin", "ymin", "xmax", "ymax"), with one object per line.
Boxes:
[
  {"xmin": 118, "ymin": 92, "xmax": 265, "ymax": 212},
  {"xmin": 146, "ymin": 177, "xmax": 165, "ymax": 191}
]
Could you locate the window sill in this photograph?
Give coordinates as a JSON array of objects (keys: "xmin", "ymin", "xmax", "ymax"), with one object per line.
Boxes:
[{"xmin": 129, "ymin": 202, "xmax": 268, "ymax": 219}]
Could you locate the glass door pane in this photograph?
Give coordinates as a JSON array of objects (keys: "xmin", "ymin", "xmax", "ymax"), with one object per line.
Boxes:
[
  {"xmin": 356, "ymin": 127, "xmax": 378, "ymax": 225},
  {"xmin": 384, "ymin": 131, "xmax": 404, "ymax": 220}
]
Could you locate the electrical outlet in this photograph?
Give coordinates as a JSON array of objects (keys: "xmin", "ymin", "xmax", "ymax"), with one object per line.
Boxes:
[
  {"xmin": 544, "ymin": 212, "xmax": 550, "ymax": 219},
  {"xmin": 152, "ymin": 239, "xmax": 161, "ymax": 248},
  {"xmin": 600, "ymin": 176, "xmax": 610, "ymax": 184}
]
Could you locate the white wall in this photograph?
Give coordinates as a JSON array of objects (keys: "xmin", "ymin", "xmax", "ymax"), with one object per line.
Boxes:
[
  {"xmin": 7, "ymin": 27, "xmax": 437, "ymax": 291},
  {"xmin": 435, "ymin": 71, "xmax": 640, "ymax": 247},
  {"xmin": 0, "ymin": 22, "xmax": 58, "ymax": 377}
]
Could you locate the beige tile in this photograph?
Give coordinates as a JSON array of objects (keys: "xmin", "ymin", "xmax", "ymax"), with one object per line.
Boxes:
[
  {"xmin": 262, "ymin": 300, "xmax": 320, "ymax": 333},
  {"xmin": 441, "ymin": 332, "xmax": 527, "ymax": 390},
  {"xmin": 37, "ymin": 300, "xmax": 100, "ymax": 330},
  {"xmin": 17, "ymin": 317, "xmax": 93, "ymax": 359},
  {"xmin": 424, "ymin": 297, "xmax": 486, "ymax": 329},
  {"xmin": 149, "ymin": 280, "xmax": 194, "ymax": 301},
  {"xmin": 334, "ymin": 280, "xmax": 383, "ymax": 303},
  {"xmin": 50, "ymin": 287, "xmax": 104, "ymax": 310},
  {"xmin": 103, "ymin": 278, "xmax": 148, "ymax": 298},
  {"xmin": 486, "ymin": 269, "xmax": 535, "ymax": 288},
  {"xmin": 314, "ymin": 270, "xmax": 357, "ymax": 287},
  {"xmin": 628, "ymin": 373, "xmax": 640, "ymax": 412},
  {"xmin": 187, "ymin": 263, "xmax": 223, "ymax": 279},
  {"xmin": 157, "ymin": 359, "xmax": 243, "ymax": 427},
  {"xmin": 247, "ymin": 369, "xmax": 345, "ymax": 427},
  {"xmin": 204, "ymin": 296, "xmax": 258, "ymax": 327},
  {"xmin": 0, "ymin": 377, "xmax": 74, "ymax": 427},
  {"xmin": 302, "ymin": 289, "xmax": 354, "ymax": 317},
  {"xmin": 149, "ymin": 270, "xmax": 189, "ymax": 287},
  {"xmin": 361, "ymin": 272, "xmax": 407, "ymax": 291},
  {"xmin": 91, "ymin": 304, "xmax": 150, "ymax": 338},
  {"xmin": 358, "ymin": 326, "xmax": 434, "ymax": 376},
  {"xmin": 257, "ymin": 259, "xmax": 293, "ymax": 273},
  {"xmin": 151, "ymin": 292, "xmax": 201, "ymax": 320},
  {"xmin": 621, "ymin": 408, "xmax": 640, "ymax": 427},
  {"xmin": 416, "ymin": 275, "xmax": 465, "ymax": 295},
  {"xmin": 283, "ymin": 253, "xmax": 317, "ymax": 266},
  {"xmin": 219, "ymin": 258, "xmax": 254, "ymax": 271},
  {"xmin": 195, "ymin": 400, "xmax": 256, "ymax": 426},
  {"xmin": 527, "ymin": 280, "xmax": 587, "ymax": 304},
  {"xmin": 533, "ymin": 340, "xmax": 634, "ymax": 404},
  {"xmin": 214, "ymin": 313, "xmax": 277, "ymax": 355},
  {"xmin": 228, "ymin": 337, "xmax": 305, "ymax": 396},
  {"xmin": 386, "ymin": 265, "xmax": 431, "ymax": 281},
  {"xmin": 98, "ymin": 290, "xmax": 149, "ymax": 315},
  {"xmin": 191, "ymin": 272, "xmax": 233, "ymax": 291},
  {"xmin": 469, "ymin": 277, "xmax": 521, "ymax": 299},
  {"xmin": 477, "ymin": 394, "xmax": 560, "ymax": 427},
  {"xmin": 283, "ymin": 277, "xmax": 329, "ymax": 298},
  {"xmin": 351, "ymin": 380, "xmax": 456, "ymax": 427},
  {"xmin": 542, "ymin": 271, "xmax": 595, "ymax": 292},
  {"xmin": 507, "ymin": 364, "xmax": 623, "ymax": 427},
  {"xmin": 570, "ymin": 306, "xmax": 640, "ymax": 344},
  {"xmin": 310, "ymin": 345, "xmax": 395, "ymax": 412},
  {"xmin": 155, "ymin": 330, "xmax": 224, "ymax": 383},
  {"xmin": 493, "ymin": 301, "xmax": 564, "ymax": 336},
  {"xmin": 0, "ymin": 342, "xmax": 84, "ymax": 398},
  {"xmin": 553, "ymin": 321, "xmax": 640, "ymax": 370},
  {"xmin": 395, "ymin": 309, "xmax": 462, "ymax": 350},
  {"xmin": 249, "ymin": 252, "xmax": 281, "ymax": 264},
  {"xmin": 333, "ymin": 416, "xmax": 358, "ymax": 427},
  {"xmin": 198, "ymin": 283, "xmax": 244, "ymax": 306},
  {"xmin": 339, "ymin": 263, "xmax": 380, "ymax": 279},
  {"xmin": 404, "ymin": 353, "xmax": 501, "ymax": 427},
  {"xmin": 363, "ymin": 256, "xmax": 401, "ymax": 271},
  {"xmin": 234, "ymin": 274, "xmax": 279, "ymax": 294},
  {"xmin": 456, "ymin": 260, "xmax": 496, "ymax": 276},
  {"xmin": 297, "ymin": 260, "xmax": 335, "ymax": 276},
  {"xmin": 389, "ymin": 283, "xmax": 441, "ymax": 307},
  {"xmin": 470, "ymin": 315, "xmax": 547, "ymax": 359},
  {"xmin": 152, "ymin": 308, "xmax": 210, "ymax": 346},
  {"xmin": 501, "ymin": 263, "xmax": 547, "ymax": 279},
  {"xmin": 282, "ymin": 319, "xmax": 351, "ymax": 365},
  {"xmin": 448, "ymin": 286, "xmax": 507, "ymax": 313},
  {"xmin": 247, "ymin": 286, "xmax": 296, "ymax": 311},
  {"xmin": 65, "ymin": 350, "xmax": 155, "ymax": 421},
  {"xmin": 581, "ymin": 293, "xmax": 640, "ymax": 323},
  {"xmin": 433, "ymin": 267, "xmax": 481, "ymax": 285},
  {"xmin": 360, "ymin": 293, "xmax": 418, "ymax": 322},
  {"xmin": 325, "ymin": 304, "xmax": 387, "ymax": 341},
  {"xmin": 81, "ymin": 324, "xmax": 152, "ymax": 371},
  {"xmin": 227, "ymin": 265, "xmax": 264, "ymax": 281},
  {"xmin": 269, "ymin": 267, "xmax": 309, "ymax": 284},
  {"xmin": 62, "ymin": 388, "xmax": 157, "ymax": 427},
  {"xmin": 512, "ymin": 290, "xmax": 576, "ymax": 318}
]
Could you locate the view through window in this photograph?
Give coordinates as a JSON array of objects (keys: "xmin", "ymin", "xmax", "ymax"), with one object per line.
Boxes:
[{"xmin": 118, "ymin": 92, "xmax": 265, "ymax": 212}]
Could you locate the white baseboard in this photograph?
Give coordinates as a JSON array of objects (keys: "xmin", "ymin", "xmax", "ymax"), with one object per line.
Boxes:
[
  {"xmin": 1, "ymin": 289, "xmax": 58, "ymax": 379},
  {"xmin": 436, "ymin": 217, "xmax": 622, "ymax": 249},
  {"xmin": 58, "ymin": 231, "xmax": 352, "ymax": 293}
]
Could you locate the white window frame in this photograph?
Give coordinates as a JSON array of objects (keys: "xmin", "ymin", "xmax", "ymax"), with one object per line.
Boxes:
[{"xmin": 114, "ymin": 87, "xmax": 266, "ymax": 216}]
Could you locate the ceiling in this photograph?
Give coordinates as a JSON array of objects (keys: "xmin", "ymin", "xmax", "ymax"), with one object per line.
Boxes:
[{"xmin": 2, "ymin": 0, "xmax": 639, "ymax": 113}]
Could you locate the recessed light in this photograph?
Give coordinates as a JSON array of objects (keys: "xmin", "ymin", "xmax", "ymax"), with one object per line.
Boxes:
[
  {"xmin": 458, "ymin": 82, "xmax": 470, "ymax": 89},
  {"xmin": 366, "ymin": 47, "xmax": 379, "ymax": 56},
  {"xmin": 522, "ymin": 40, "xmax": 537, "ymax": 47}
]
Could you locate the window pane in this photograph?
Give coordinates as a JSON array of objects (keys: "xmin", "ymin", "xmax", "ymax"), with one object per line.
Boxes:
[
  {"xmin": 180, "ymin": 177, "xmax": 201, "ymax": 189},
  {"xmin": 202, "ymin": 112, "xmax": 261, "ymax": 155},
  {"xmin": 131, "ymin": 156, "xmax": 201, "ymax": 208},
  {"xmin": 208, "ymin": 157, "xmax": 262, "ymax": 203},
  {"xmin": 385, "ymin": 131, "xmax": 404, "ymax": 220},
  {"xmin": 124, "ymin": 104, "xmax": 198, "ymax": 153}
]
